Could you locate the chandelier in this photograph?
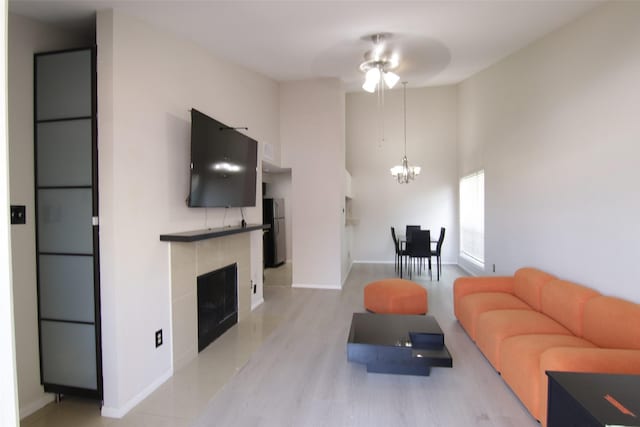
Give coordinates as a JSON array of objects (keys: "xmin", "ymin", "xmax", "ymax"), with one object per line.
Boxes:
[
  {"xmin": 390, "ymin": 82, "xmax": 421, "ymax": 183},
  {"xmin": 360, "ymin": 33, "xmax": 400, "ymax": 93}
]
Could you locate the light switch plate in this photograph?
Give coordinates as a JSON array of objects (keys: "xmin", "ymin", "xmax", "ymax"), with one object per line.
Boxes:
[
  {"xmin": 10, "ymin": 205, "xmax": 26, "ymax": 224},
  {"xmin": 155, "ymin": 329, "xmax": 163, "ymax": 348}
]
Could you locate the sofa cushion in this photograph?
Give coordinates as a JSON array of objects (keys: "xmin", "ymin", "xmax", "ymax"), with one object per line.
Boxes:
[
  {"xmin": 453, "ymin": 276, "xmax": 515, "ymax": 318},
  {"xmin": 513, "ymin": 268, "xmax": 556, "ymax": 311},
  {"xmin": 583, "ymin": 296, "xmax": 640, "ymax": 349},
  {"xmin": 500, "ymin": 334, "xmax": 595, "ymax": 422},
  {"xmin": 457, "ymin": 292, "xmax": 532, "ymax": 341},
  {"xmin": 540, "ymin": 279, "xmax": 600, "ymax": 337},
  {"xmin": 475, "ymin": 309, "xmax": 572, "ymax": 371}
]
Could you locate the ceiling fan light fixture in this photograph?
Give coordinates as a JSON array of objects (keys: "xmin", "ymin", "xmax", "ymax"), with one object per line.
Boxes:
[
  {"xmin": 362, "ymin": 78, "xmax": 377, "ymax": 93},
  {"xmin": 359, "ymin": 33, "xmax": 401, "ymax": 94},
  {"xmin": 365, "ymin": 67, "xmax": 381, "ymax": 84},
  {"xmin": 389, "ymin": 53, "xmax": 400, "ymax": 69},
  {"xmin": 383, "ymin": 71, "xmax": 400, "ymax": 89}
]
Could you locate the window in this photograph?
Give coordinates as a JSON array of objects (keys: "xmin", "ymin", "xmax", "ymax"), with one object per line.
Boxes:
[{"xmin": 460, "ymin": 170, "xmax": 484, "ymax": 266}]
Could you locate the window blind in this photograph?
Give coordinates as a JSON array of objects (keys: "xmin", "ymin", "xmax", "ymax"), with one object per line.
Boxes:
[{"xmin": 460, "ymin": 170, "xmax": 485, "ymax": 265}]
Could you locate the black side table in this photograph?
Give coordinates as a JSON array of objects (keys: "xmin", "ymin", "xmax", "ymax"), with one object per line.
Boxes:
[{"xmin": 547, "ymin": 371, "xmax": 640, "ymax": 427}]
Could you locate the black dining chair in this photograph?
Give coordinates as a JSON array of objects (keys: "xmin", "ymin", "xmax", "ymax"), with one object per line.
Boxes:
[
  {"xmin": 402, "ymin": 225, "xmax": 421, "ymax": 273},
  {"xmin": 390, "ymin": 227, "xmax": 407, "ymax": 277},
  {"xmin": 405, "ymin": 225, "xmax": 421, "ymax": 244},
  {"xmin": 405, "ymin": 229, "xmax": 431, "ymax": 279},
  {"xmin": 430, "ymin": 227, "xmax": 446, "ymax": 281}
]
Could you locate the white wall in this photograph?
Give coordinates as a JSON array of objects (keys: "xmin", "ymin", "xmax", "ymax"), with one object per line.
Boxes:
[
  {"xmin": 1, "ymin": 6, "xmax": 20, "ymax": 424},
  {"xmin": 262, "ymin": 171, "xmax": 292, "ymax": 261},
  {"xmin": 280, "ymin": 79, "xmax": 346, "ymax": 289},
  {"xmin": 457, "ymin": 1, "xmax": 640, "ymax": 302},
  {"xmin": 346, "ymin": 86, "xmax": 459, "ymax": 265},
  {"xmin": 96, "ymin": 9, "xmax": 279, "ymax": 416},
  {"xmin": 7, "ymin": 13, "xmax": 89, "ymax": 417}
]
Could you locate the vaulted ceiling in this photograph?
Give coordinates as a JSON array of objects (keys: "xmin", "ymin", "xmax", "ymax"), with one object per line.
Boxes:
[{"xmin": 9, "ymin": 1, "xmax": 601, "ymax": 91}]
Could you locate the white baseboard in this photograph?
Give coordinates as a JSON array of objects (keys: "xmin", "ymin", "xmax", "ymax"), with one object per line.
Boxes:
[
  {"xmin": 20, "ymin": 393, "xmax": 55, "ymax": 419},
  {"xmin": 353, "ymin": 260, "xmax": 395, "ymax": 264},
  {"xmin": 251, "ymin": 298, "xmax": 264, "ymax": 310},
  {"xmin": 457, "ymin": 255, "xmax": 484, "ymax": 277},
  {"xmin": 292, "ymin": 283, "xmax": 342, "ymax": 290},
  {"xmin": 456, "ymin": 263, "xmax": 475, "ymax": 276},
  {"xmin": 342, "ymin": 261, "xmax": 353, "ymax": 287},
  {"xmin": 353, "ymin": 260, "xmax": 456, "ymax": 265},
  {"xmin": 101, "ymin": 368, "xmax": 172, "ymax": 418}
]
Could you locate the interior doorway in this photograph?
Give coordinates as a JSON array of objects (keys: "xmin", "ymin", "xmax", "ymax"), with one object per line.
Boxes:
[{"xmin": 262, "ymin": 162, "xmax": 292, "ymax": 288}]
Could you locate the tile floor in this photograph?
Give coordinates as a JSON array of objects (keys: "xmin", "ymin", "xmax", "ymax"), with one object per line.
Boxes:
[{"xmin": 21, "ymin": 265, "xmax": 294, "ymax": 427}]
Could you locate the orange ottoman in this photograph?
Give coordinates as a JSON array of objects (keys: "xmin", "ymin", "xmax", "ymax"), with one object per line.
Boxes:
[{"xmin": 364, "ymin": 279, "xmax": 428, "ymax": 314}]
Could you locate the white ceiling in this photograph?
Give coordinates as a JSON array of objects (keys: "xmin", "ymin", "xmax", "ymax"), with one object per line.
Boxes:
[{"xmin": 9, "ymin": 0, "xmax": 601, "ymax": 91}]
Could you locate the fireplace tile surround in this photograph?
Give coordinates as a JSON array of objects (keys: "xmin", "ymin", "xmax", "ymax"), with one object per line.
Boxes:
[{"xmin": 169, "ymin": 233, "xmax": 251, "ymax": 371}]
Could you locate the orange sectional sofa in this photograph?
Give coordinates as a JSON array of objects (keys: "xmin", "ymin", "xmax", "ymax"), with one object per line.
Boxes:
[{"xmin": 454, "ymin": 267, "xmax": 640, "ymax": 426}]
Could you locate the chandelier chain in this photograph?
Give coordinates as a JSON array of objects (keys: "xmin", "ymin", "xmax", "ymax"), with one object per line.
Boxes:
[{"xmin": 390, "ymin": 81, "xmax": 421, "ymax": 184}]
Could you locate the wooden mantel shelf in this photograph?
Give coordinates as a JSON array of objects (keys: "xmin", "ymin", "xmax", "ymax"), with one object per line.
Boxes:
[{"xmin": 160, "ymin": 223, "xmax": 270, "ymax": 243}]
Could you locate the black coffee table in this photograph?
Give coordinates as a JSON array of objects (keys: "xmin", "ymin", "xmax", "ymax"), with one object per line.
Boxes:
[{"xmin": 347, "ymin": 312, "xmax": 452, "ymax": 376}]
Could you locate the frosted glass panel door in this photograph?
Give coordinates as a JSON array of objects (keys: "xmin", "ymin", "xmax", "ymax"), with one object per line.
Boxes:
[{"xmin": 34, "ymin": 48, "xmax": 102, "ymax": 399}]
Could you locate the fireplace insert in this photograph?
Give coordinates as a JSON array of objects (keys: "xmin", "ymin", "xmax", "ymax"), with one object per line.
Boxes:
[{"xmin": 197, "ymin": 263, "xmax": 238, "ymax": 352}]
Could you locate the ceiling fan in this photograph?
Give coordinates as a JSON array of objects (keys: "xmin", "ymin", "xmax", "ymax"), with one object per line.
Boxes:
[{"xmin": 359, "ymin": 33, "xmax": 401, "ymax": 93}]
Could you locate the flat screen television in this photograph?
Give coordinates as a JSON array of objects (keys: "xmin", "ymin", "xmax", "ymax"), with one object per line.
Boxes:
[{"xmin": 188, "ymin": 109, "xmax": 258, "ymax": 208}]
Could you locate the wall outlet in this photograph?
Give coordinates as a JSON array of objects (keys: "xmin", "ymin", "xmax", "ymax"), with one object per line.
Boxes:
[{"xmin": 155, "ymin": 329, "xmax": 163, "ymax": 348}]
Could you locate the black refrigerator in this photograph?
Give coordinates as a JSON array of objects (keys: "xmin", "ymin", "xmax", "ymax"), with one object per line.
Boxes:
[{"xmin": 263, "ymin": 198, "xmax": 286, "ymax": 267}]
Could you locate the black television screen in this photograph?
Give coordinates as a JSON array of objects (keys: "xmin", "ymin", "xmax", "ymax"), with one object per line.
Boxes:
[{"xmin": 188, "ymin": 109, "xmax": 258, "ymax": 208}]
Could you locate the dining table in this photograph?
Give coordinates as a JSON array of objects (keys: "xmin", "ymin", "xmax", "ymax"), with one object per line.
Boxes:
[{"xmin": 397, "ymin": 233, "xmax": 437, "ymax": 248}]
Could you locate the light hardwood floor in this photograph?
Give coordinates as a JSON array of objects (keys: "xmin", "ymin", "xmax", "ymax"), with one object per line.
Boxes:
[
  {"xmin": 21, "ymin": 263, "xmax": 539, "ymax": 427},
  {"xmin": 264, "ymin": 263, "xmax": 292, "ymax": 287}
]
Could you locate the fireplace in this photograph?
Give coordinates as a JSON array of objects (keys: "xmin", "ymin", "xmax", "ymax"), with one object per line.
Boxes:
[{"xmin": 197, "ymin": 263, "xmax": 238, "ymax": 352}]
